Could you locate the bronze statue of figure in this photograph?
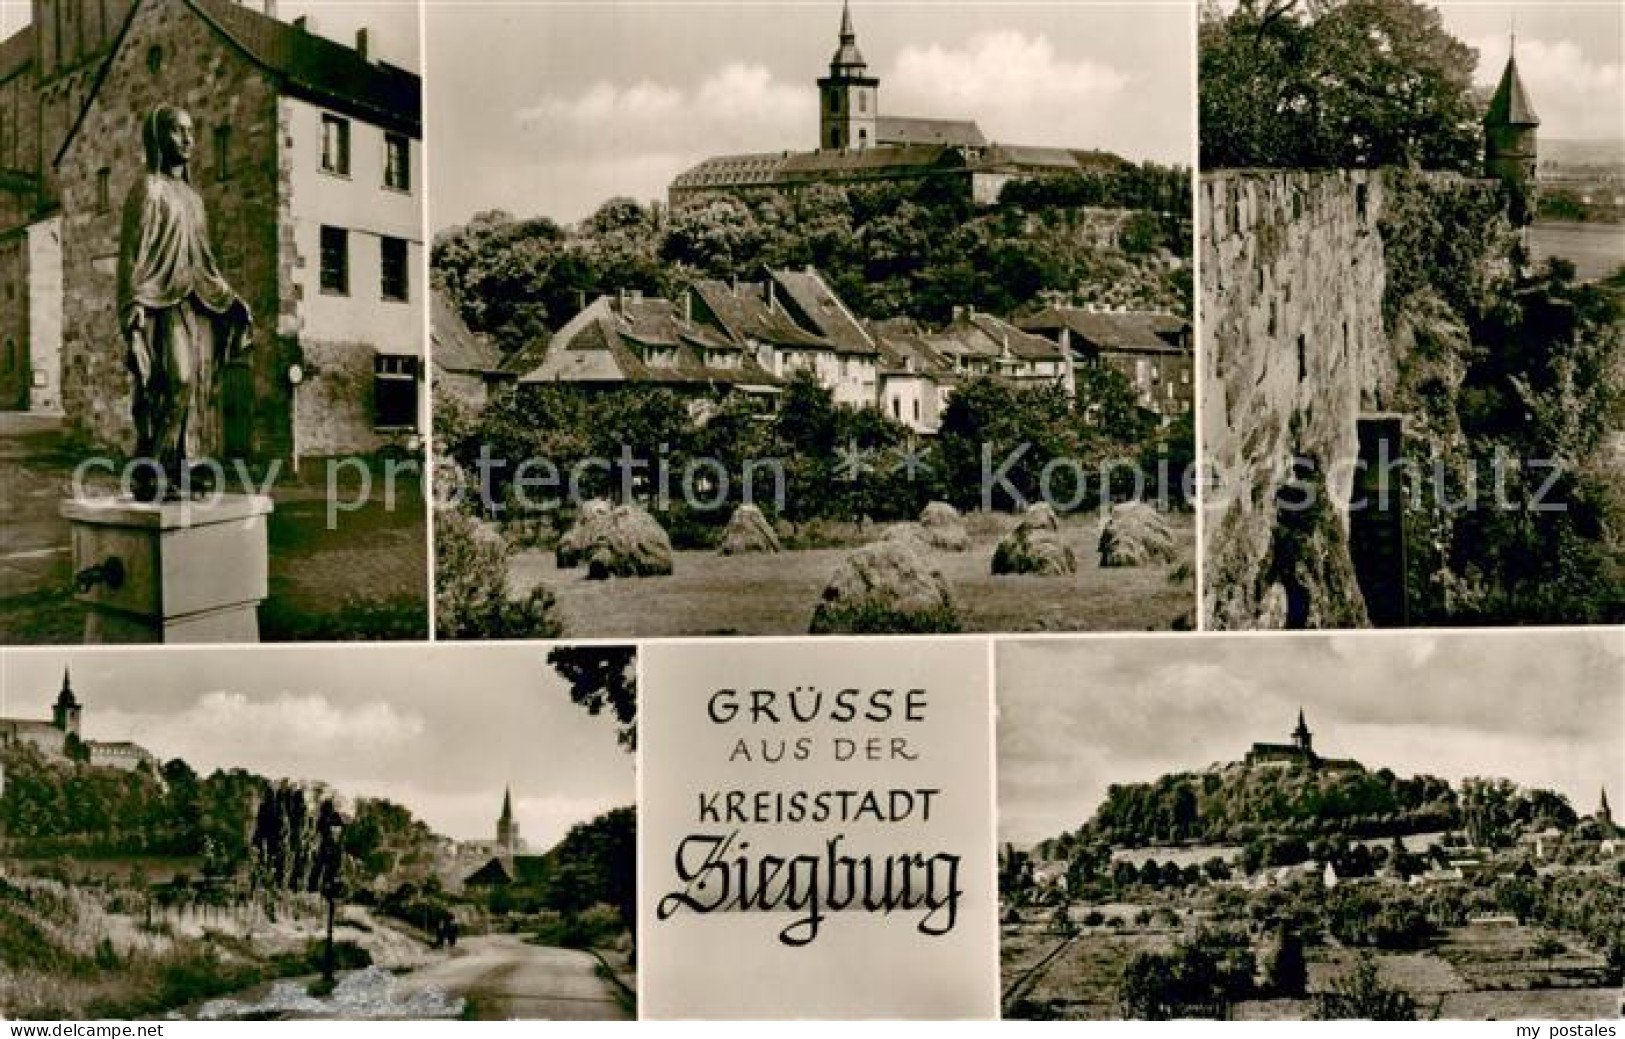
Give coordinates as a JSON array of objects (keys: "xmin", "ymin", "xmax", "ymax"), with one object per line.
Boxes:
[{"xmin": 117, "ymin": 105, "xmax": 252, "ymax": 500}]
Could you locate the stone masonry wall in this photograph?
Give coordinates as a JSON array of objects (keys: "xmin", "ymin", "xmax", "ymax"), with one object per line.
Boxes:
[
  {"xmin": 1201, "ymin": 170, "xmax": 1398, "ymax": 629},
  {"xmin": 1201, "ymin": 169, "xmax": 1511, "ymax": 629},
  {"xmin": 58, "ymin": 0, "xmax": 285, "ymax": 458},
  {"xmin": 26, "ymin": 215, "xmax": 62, "ymax": 413}
]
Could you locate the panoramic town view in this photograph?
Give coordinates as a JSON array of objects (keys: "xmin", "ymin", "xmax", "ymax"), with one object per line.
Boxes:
[
  {"xmin": 0, "ymin": 645, "xmax": 637, "ymax": 1020},
  {"xmin": 429, "ymin": 1, "xmax": 1198, "ymax": 638},
  {"xmin": 997, "ymin": 633, "xmax": 1623, "ymax": 1020}
]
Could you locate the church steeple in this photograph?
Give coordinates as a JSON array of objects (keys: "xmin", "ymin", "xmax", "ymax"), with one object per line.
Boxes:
[
  {"xmin": 833, "ymin": 0, "xmax": 864, "ymax": 69},
  {"xmin": 1601, "ymin": 787, "xmax": 1613, "ymax": 826},
  {"xmin": 52, "ymin": 667, "xmax": 81, "ymax": 737},
  {"xmin": 1484, "ymin": 34, "xmax": 1540, "ymax": 211},
  {"xmin": 817, "ymin": 1, "xmax": 879, "ymax": 151},
  {"xmin": 1292, "ymin": 708, "xmax": 1313, "ymax": 754},
  {"xmin": 496, "ymin": 786, "xmax": 520, "ymax": 852}
]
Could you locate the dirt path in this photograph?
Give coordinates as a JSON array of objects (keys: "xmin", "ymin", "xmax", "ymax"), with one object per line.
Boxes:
[{"xmin": 396, "ymin": 935, "xmax": 630, "ymax": 1021}]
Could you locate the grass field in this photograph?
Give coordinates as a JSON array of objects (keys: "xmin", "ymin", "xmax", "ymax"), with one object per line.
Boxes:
[
  {"xmin": 0, "ymin": 421, "xmax": 429, "ymax": 642},
  {"xmin": 511, "ymin": 511, "xmax": 1194, "ymax": 637}
]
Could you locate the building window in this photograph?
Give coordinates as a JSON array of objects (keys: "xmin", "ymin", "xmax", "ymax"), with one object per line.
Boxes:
[
  {"xmin": 95, "ymin": 168, "xmax": 110, "ymax": 212},
  {"xmin": 373, "ymin": 354, "xmax": 418, "ymax": 430},
  {"xmin": 379, "ymin": 236, "xmax": 409, "ymax": 302},
  {"xmin": 858, "ymin": 91, "xmax": 867, "ymax": 113},
  {"xmin": 213, "ymin": 124, "xmax": 232, "ymax": 181},
  {"xmin": 320, "ymin": 114, "xmax": 351, "ymax": 175},
  {"xmin": 146, "ymin": 45, "xmax": 163, "ymax": 74},
  {"xmin": 319, "ymin": 226, "xmax": 349, "ymax": 295},
  {"xmin": 384, "ymin": 133, "xmax": 410, "ymax": 191}
]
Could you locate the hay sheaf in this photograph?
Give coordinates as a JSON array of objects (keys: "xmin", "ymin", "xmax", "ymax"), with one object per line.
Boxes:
[
  {"xmin": 810, "ymin": 539, "xmax": 961, "ymax": 634},
  {"xmin": 1097, "ymin": 502, "xmax": 1179, "ymax": 567},
  {"xmin": 556, "ymin": 501, "xmax": 673, "ymax": 579},
  {"xmin": 917, "ymin": 501, "xmax": 970, "ymax": 552},
  {"xmin": 991, "ymin": 503, "xmax": 1076, "ymax": 576},
  {"xmin": 718, "ymin": 504, "xmax": 783, "ymax": 556}
]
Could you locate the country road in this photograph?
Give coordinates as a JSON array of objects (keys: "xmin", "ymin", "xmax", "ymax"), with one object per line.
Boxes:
[{"xmin": 397, "ymin": 935, "xmax": 632, "ymax": 1021}]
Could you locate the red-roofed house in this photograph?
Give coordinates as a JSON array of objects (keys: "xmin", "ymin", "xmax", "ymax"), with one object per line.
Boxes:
[{"xmin": 1021, "ymin": 305, "xmax": 1193, "ymax": 422}]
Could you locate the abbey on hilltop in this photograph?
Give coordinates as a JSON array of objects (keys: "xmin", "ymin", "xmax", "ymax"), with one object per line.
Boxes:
[
  {"xmin": 0, "ymin": 668, "xmax": 158, "ymax": 772},
  {"xmin": 668, "ymin": 1, "xmax": 1129, "ymax": 209},
  {"xmin": 1244, "ymin": 709, "xmax": 1360, "ymax": 771}
]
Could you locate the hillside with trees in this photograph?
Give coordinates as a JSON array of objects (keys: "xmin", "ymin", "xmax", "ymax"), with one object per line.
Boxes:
[
  {"xmin": 433, "ymin": 165, "xmax": 1191, "ymax": 360},
  {"xmin": 1038, "ymin": 755, "xmax": 1586, "ymax": 854}
]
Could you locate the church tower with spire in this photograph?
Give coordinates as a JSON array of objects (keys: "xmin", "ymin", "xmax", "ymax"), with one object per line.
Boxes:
[
  {"xmin": 51, "ymin": 668, "xmax": 81, "ymax": 738},
  {"xmin": 496, "ymin": 787, "xmax": 521, "ymax": 853},
  {"xmin": 817, "ymin": 1, "xmax": 879, "ymax": 151},
  {"xmin": 1601, "ymin": 787, "xmax": 1614, "ymax": 828},
  {"xmin": 1291, "ymin": 708, "xmax": 1313, "ymax": 755},
  {"xmin": 1484, "ymin": 36, "xmax": 1540, "ymax": 207}
]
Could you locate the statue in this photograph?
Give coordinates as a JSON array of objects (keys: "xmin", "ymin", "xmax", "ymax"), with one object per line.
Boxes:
[{"xmin": 117, "ymin": 105, "xmax": 253, "ymax": 501}]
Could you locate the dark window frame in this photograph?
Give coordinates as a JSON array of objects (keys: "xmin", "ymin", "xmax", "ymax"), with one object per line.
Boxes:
[
  {"xmin": 319, "ymin": 225, "xmax": 349, "ymax": 295},
  {"xmin": 320, "ymin": 113, "xmax": 351, "ymax": 177},
  {"xmin": 372, "ymin": 354, "xmax": 420, "ymax": 430},
  {"xmin": 213, "ymin": 124, "xmax": 232, "ymax": 182},
  {"xmin": 383, "ymin": 133, "xmax": 410, "ymax": 192},
  {"xmin": 379, "ymin": 236, "xmax": 409, "ymax": 302}
]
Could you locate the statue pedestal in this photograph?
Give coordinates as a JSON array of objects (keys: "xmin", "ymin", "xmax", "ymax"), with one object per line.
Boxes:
[{"xmin": 60, "ymin": 493, "xmax": 274, "ymax": 644}]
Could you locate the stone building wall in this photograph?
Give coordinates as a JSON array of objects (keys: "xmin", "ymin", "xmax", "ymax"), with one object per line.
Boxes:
[
  {"xmin": 279, "ymin": 93, "xmax": 425, "ymax": 457},
  {"xmin": 0, "ymin": 231, "xmax": 27, "ymax": 408},
  {"xmin": 1200, "ymin": 168, "xmax": 1511, "ymax": 629},
  {"xmin": 1200, "ymin": 170, "xmax": 1396, "ymax": 629},
  {"xmin": 26, "ymin": 215, "xmax": 62, "ymax": 413},
  {"xmin": 0, "ymin": 62, "xmax": 43, "ymax": 228},
  {"xmin": 57, "ymin": 0, "xmax": 285, "ymax": 458}
]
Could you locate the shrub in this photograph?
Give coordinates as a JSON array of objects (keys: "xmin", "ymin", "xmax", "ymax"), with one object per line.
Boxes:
[{"xmin": 434, "ymin": 507, "xmax": 563, "ymax": 639}]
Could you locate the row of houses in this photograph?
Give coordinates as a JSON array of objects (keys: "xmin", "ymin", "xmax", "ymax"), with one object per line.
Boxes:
[
  {"xmin": 434, "ymin": 267, "xmax": 1192, "ymax": 436},
  {"xmin": 0, "ymin": 0, "xmax": 424, "ymax": 463}
]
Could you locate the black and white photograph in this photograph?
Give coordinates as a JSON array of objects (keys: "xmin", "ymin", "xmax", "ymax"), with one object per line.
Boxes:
[
  {"xmin": 0, "ymin": 0, "xmax": 430, "ymax": 644},
  {"xmin": 1199, "ymin": 0, "xmax": 1625, "ymax": 629},
  {"xmin": 997, "ymin": 631, "xmax": 1624, "ymax": 1021},
  {"xmin": 428, "ymin": 0, "xmax": 1198, "ymax": 640},
  {"xmin": 0, "ymin": 643, "xmax": 637, "ymax": 1020}
]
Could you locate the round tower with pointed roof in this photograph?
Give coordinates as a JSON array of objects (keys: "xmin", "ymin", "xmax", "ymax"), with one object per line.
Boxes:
[
  {"xmin": 51, "ymin": 667, "xmax": 81, "ymax": 738},
  {"xmin": 817, "ymin": 1, "xmax": 879, "ymax": 151},
  {"xmin": 1484, "ymin": 37, "xmax": 1540, "ymax": 204}
]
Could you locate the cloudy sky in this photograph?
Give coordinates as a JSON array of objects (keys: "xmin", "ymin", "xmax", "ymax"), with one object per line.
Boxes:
[
  {"xmin": 427, "ymin": 0, "xmax": 1196, "ymax": 228},
  {"xmin": 0, "ymin": 1, "xmax": 420, "ymax": 69},
  {"xmin": 1, "ymin": 645, "xmax": 633, "ymax": 849},
  {"xmin": 1441, "ymin": 1, "xmax": 1622, "ymax": 142},
  {"xmin": 997, "ymin": 631, "xmax": 1624, "ymax": 847}
]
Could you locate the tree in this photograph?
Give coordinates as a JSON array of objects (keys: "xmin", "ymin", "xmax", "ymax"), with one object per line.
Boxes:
[
  {"xmin": 1200, "ymin": 0, "xmax": 1481, "ymax": 172},
  {"xmin": 548, "ymin": 645, "xmax": 637, "ymax": 750},
  {"xmin": 545, "ymin": 806, "xmax": 637, "ymax": 951},
  {"xmin": 1118, "ymin": 950, "xmax": 1179, "ymax": 1020},
  {"xmin": 1266, "ymin": 924, "xmax": 1309, "ymax": 997},
  {"xmin": 1312, "ymin": 953, "xmax": 1419, "ymax": 1020}
]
